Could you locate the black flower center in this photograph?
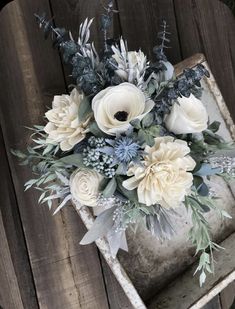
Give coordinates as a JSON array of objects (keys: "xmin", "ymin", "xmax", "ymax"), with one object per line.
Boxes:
[{"xmin": 114, "ymin": 111, "xmax": 128, "ymax": 121}]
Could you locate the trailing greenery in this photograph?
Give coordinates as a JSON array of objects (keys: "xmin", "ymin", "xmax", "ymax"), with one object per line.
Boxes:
[{"xmin": 185, "ymin": 194, "xmax": 231, "ymax": 286}]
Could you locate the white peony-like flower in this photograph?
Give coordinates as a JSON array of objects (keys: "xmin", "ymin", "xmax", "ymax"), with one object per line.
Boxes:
[
  {"xmin": 92, "ymin": 82, "xmax": 154, "ymax": 135},
  {"xmin": 123, "ymin": 136, "xmax": 196, "ymax": 208},
  {"xmin": 165, "ymin": 94, "xmax": 208, "ymax": 134},
  {"xmin": 70, "ymin": 168, "xmax": 103, "ymax": 207},
  {"xmin": 44, "ymin": 88, "xmax": 91, "ymax": 151}
]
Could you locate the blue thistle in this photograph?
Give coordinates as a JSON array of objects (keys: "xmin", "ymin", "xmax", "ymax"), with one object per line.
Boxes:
[
  {"xmin": 98, "ymin": 135, "xmax": 143, "ymax": 174},
  {"xmin": 113, "ymin": 137, "xmax": 140, "ymax": 163}
]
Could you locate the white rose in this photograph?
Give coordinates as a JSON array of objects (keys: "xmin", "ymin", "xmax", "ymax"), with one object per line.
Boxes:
[
  {"xmin": 165, "ymin": 94, "xmax": 208, "ymax": 134},
  {"xmin": 92, "ymin": 82, "xmax": 154, "ymax": 135},
  {"xmin": 70, "ymin": 168, "xmax": 103, "ymax": 207},
  {"xmin": 123, "ymin": 136, "xmax": 196, "ymax": 208},
  {"xmin": 44, "ymin": 88, "xmax": 91, "ymax": 151}
]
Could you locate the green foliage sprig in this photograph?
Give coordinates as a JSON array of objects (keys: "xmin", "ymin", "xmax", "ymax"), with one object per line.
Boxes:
[{"xmin": 185, "ymin": 194, "xmax": 231, "ymax": 286}]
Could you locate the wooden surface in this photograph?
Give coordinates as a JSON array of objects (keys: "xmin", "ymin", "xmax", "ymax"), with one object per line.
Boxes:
[{"xmin": 0, "ymin": 0, "xmax": 235, "ymax": 308}]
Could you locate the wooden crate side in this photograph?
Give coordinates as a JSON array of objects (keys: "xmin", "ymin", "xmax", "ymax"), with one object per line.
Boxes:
[{"xmin": 148, "ymin": 233, "xmax": 235, "ymax": 309}]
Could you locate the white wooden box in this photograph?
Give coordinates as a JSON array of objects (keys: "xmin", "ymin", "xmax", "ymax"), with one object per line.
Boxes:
[{"xmin": 73, "ymin": 54, "xmax": 235, "ymax": 309}]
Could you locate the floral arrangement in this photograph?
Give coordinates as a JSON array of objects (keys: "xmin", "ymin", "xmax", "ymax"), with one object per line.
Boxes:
[{"xmin": 13, "ymin": 2, "xmax": 235, "ymax": 286}]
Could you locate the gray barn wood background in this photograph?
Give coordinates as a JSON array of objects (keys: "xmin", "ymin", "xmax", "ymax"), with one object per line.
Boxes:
[{"xmin": 0, "ymin": 0, "xmax": 235, "ymax": 308}]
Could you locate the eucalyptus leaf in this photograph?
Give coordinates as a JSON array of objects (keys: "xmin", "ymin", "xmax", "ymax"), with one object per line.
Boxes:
[
  {"xmin": 141, "ymin": 112, "xmax": 154, "ymax": 128},
  {"xmin": 193, "ymin": 175, "xmax": 204, "ymax": 190},
  {"xmin": 53, "ymin": 194, "xmax": 72, "ymax": 215},
  {"xmin": 116, "ymin": 177, "xmax": 138, "ymax": 202},
  {"xmin": 59, "ymin": 153, "xmax": 84, "ymax": 167},
  {"xmin": 130, "ymin": 118, "xmax": 141, "ymax": 129},
  {"xmin": 198, "ymin": 182, "xmax": 209, "ymax": 197},
  {"xmin": 208, "ymin": 121, "xmax": 220, "ymax": 133},
  {"xmin": 80, "ymin": 207, "xmax": 115, "ymax": 245},
  {"xmin": 107, "ymin": 229, "xmax": 127, "ymax": 258},
  {"xmin": 102, "ymin": 177, "xmax": 117, "ymax": 198},
  {"xmin": 78, "ymin": 96, "xmax": 92, "ymax": 121},
  {"xmin": 194, "ymin": 163, "xmax": 221, "ymax": 176},
  {"xmin": 138, "ymin": 129, "xmax": 155, "ymax": 146},
  {"xmin": 115, "ymin": 164, "xmax": 127, "ymax": 175},
  {"xmin": 199, "ymin": 271, "xmax": 206, "ymax": 287},
  {"xmin": 89, "ymin": 121, "xmax": 106, "ymax": 137}
]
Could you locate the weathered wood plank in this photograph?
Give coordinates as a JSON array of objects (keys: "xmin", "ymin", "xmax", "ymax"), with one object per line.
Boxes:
[
  {"xmin": 49, "ymin": 1, "xmax": 132, "ymax": 308},
  {"xmin": 0, "ymin": 125, "xmax": 38, "ymax": 308},
  {"xmin": 0, "ymin": 1, "xmax": 109, "ymax": 308},
  {"xmin": 0, "ymin": 127, "xmax": 30, "ymax": 309},
  {"xmin": 0, "ymin": 210, "xmax": 24, "ymax": 309},
  {"xmin": 116, "ymin": 0, "xmax": 181, "ymax": 64},
  {"xmin": 174, "ymin": 0, "xmax": 235, "ymax": 119},
  {"xmin": 220, "ymin": 281, "xmax": 235, "ymax": 309}
]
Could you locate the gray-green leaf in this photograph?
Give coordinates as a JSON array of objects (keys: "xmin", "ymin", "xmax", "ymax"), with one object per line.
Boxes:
[
  {"xmin": 102, "ymin": 178, "xmax": 117, "ymax": 198},
  {"xmin": 78, "ymin": 97, "xmax": 92, "ymax": 121},
  {"xmin": 59, "ymin": 153, "xmax": 84, "ymax": 167},
  {"xmin": 80, "ymin": 207, "xmax": 115, "ymax": 245}
]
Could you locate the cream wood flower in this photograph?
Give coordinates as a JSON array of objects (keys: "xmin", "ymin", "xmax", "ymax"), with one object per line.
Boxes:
[
  {"xmin": 70, "ymin": 168, "xmax": 103, "ymax": 207},
  {"xmin": 92, "ymin": 82, "xmax": 154, "ymax": 135},
  {"xmin": 123, "ymin": 136, "xmax": 196, "ymax": 208},
  {"xmin": 165, "ymin": 94, "xmax": 208, "ymax": 134},
  {"xmin": 44, "ymin": 88, "xmax": 91, "ymax": 151}
]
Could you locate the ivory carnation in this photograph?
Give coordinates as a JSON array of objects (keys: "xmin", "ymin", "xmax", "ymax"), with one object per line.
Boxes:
[
  {"xmin": 165, "ymin": 94, "xmax": 208, "ymax": 134},
  {"xmin": 44, "ymin": 88, "xmax": 91, "ymax": 151},
  {"xmin": 123, "ymin": 136, "xmax": 196, "ymax": 208},
  {"xmin": 70, "ymin": 168, "xmax": 103, "ymax": 207},
  {"xmin": 92, "ymin": 83, "xmax": 154, "ymax": 135}
]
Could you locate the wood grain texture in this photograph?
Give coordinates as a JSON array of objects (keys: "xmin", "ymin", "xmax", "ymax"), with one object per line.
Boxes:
[
  {"xmin": 0, "ymin": 210, "xmax": 24, "ymax": 309},
  {"xmin": 0, "ymin": 125, "xmax": 38, "ymax": 309},
  {"xmin": 116, "ymin": 0, "xmax": 181, "ymax": 64},
  {"xmin": 174, "ymin": 0, "xmax": 235, "ymax": 119},
  {"xmin": 220, "ymin": 281, "xmax": 235, "ymax": 309},
  {"xmin": 0, "ymin": 1, "xmax": 109, "ymax": 308},
  {"xmin": 0, "ymin": 126, "xmax": 36, "ymax": 309}
]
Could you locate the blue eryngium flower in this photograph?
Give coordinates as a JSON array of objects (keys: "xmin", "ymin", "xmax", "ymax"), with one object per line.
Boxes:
[
  {"xmin": 98, "ymin": 135, "xmax": 143, "ymax": 174},
  {"xmin": 114, "ymin": 137, "xmax": 140, "ymax": 163}
]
